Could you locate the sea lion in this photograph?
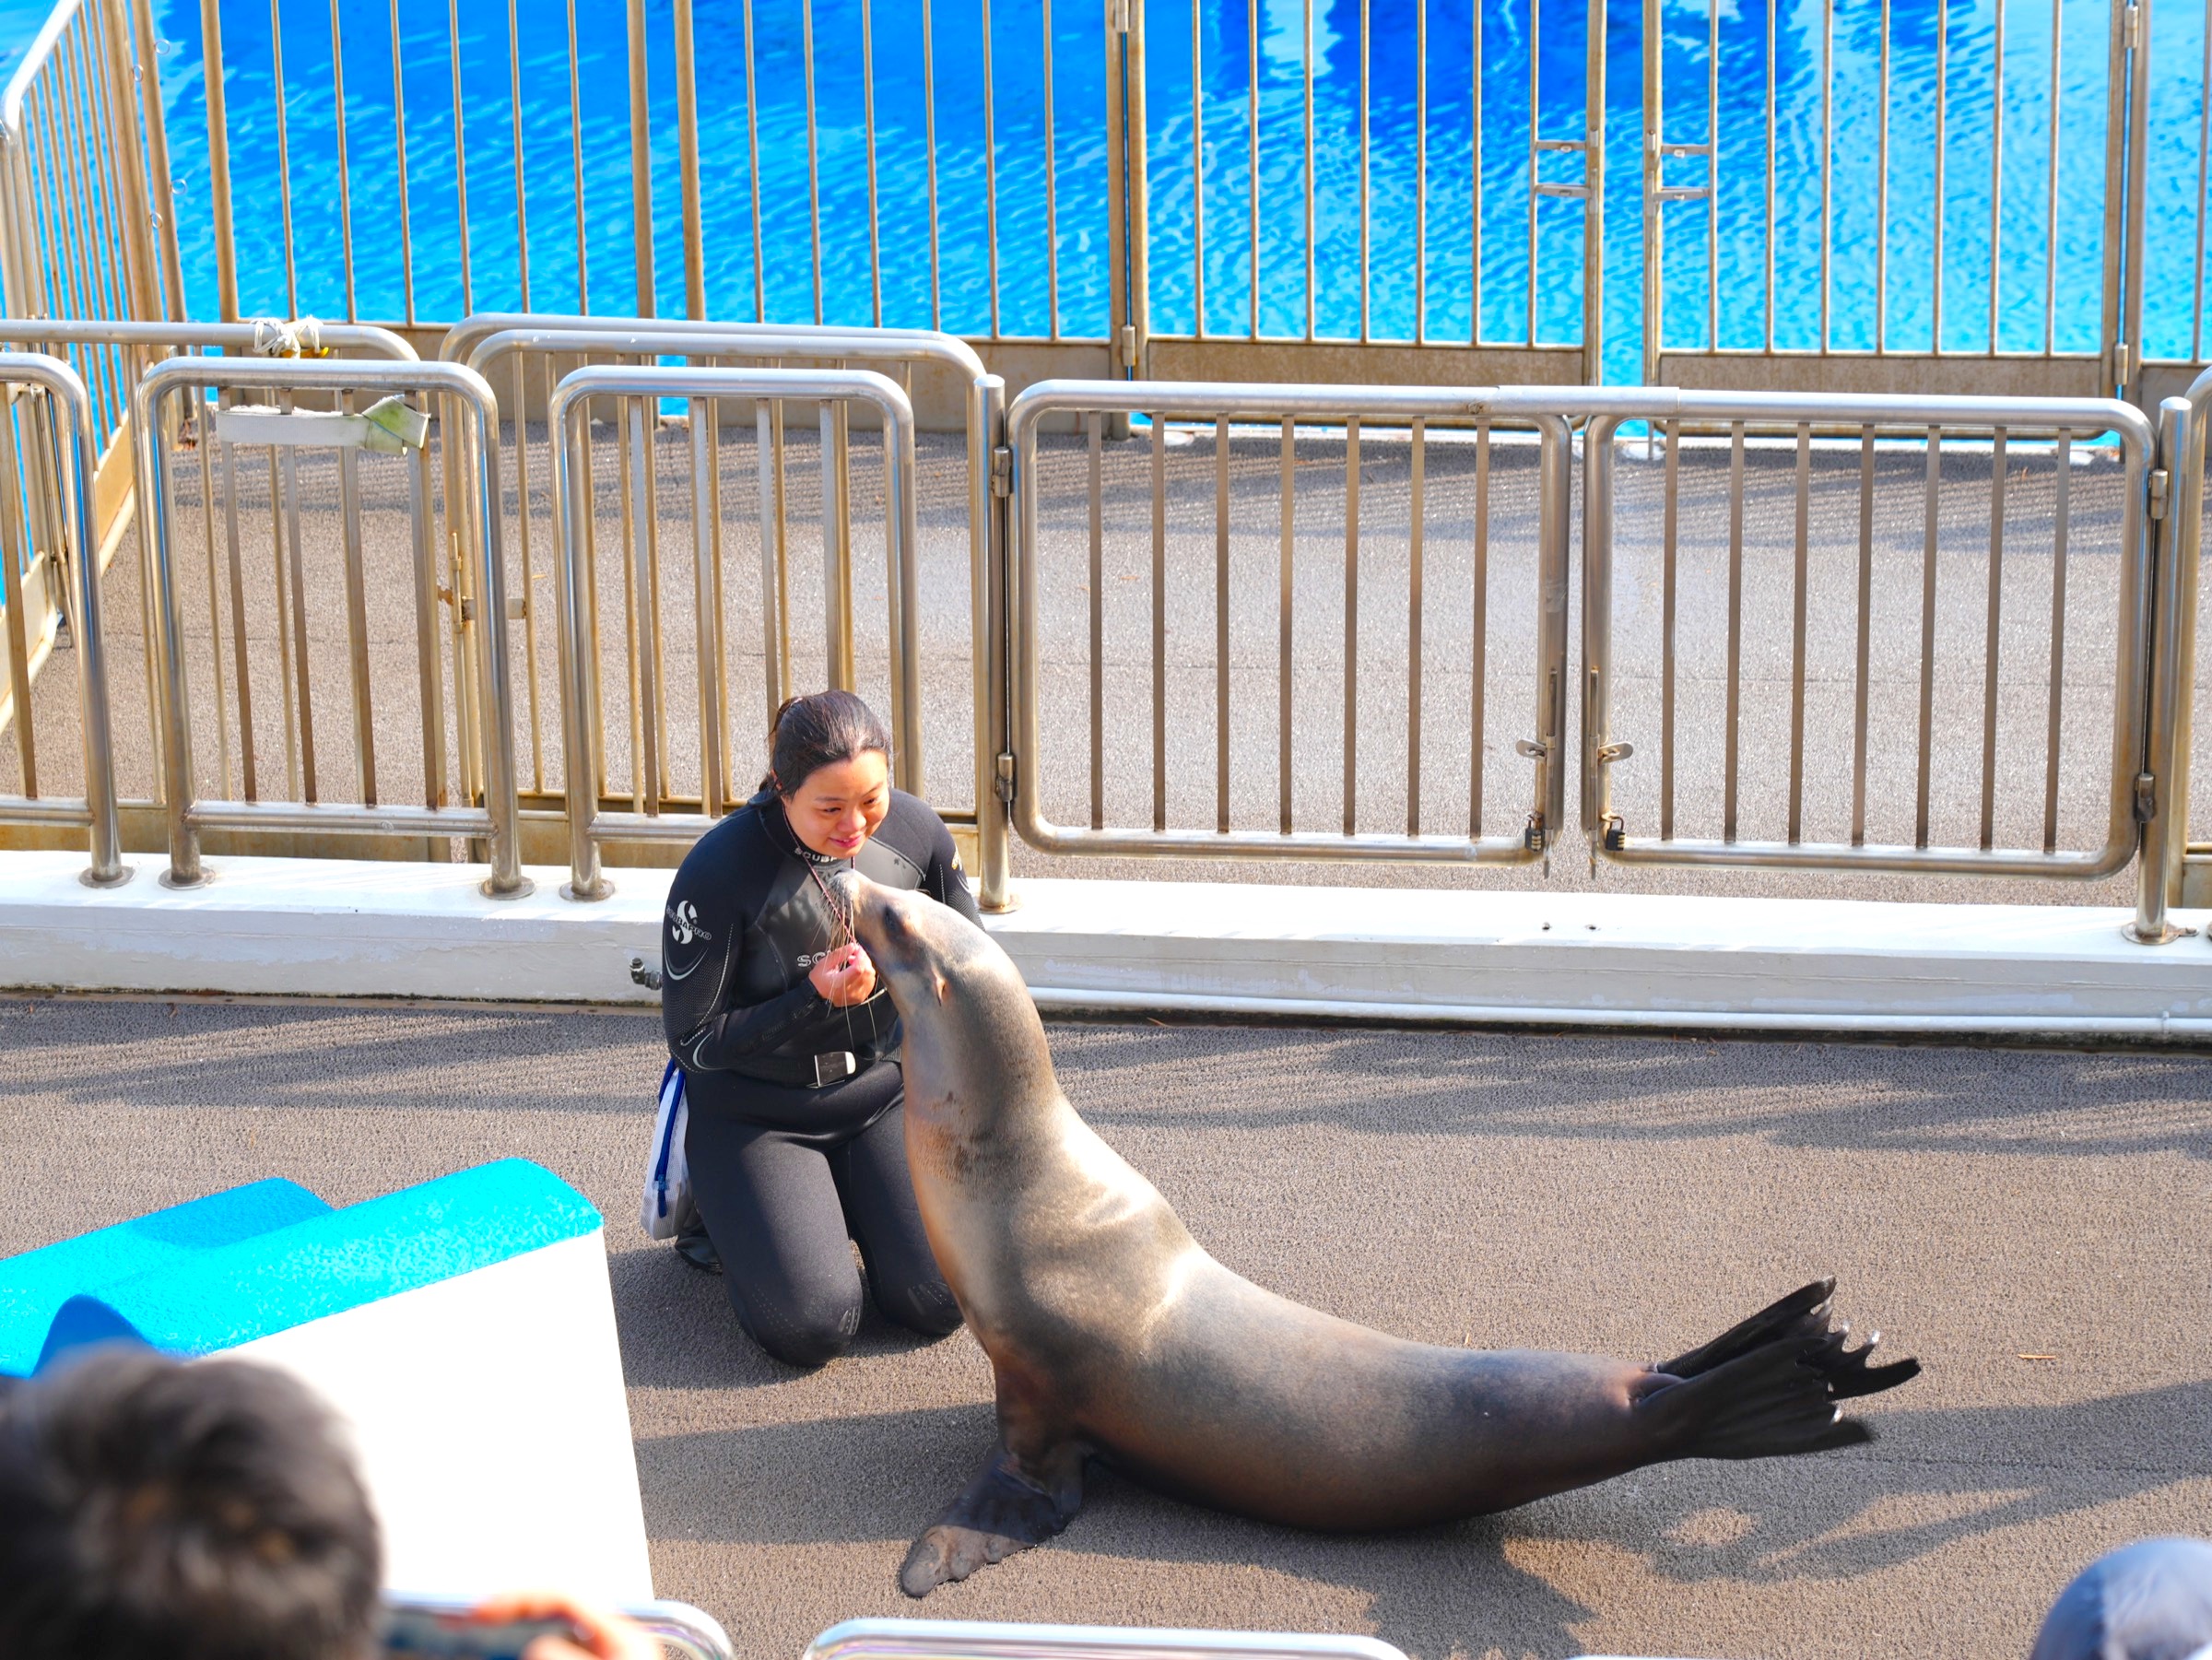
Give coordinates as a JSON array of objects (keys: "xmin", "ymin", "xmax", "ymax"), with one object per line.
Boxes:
[{"xmin": 834, "ymin": 871, "xmax": 1922, "ymax": 1597}]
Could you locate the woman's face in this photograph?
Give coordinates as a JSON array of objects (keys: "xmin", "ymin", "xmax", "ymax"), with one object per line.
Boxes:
[{"xmin": 783, "ymin": 749, "xmax": 891, "ymax": 859}]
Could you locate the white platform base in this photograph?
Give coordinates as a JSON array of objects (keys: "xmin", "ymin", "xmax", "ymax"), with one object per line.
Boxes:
[{"xmin": 4, "ymin": 849, "xmax": 2211, "ymax": 1036}]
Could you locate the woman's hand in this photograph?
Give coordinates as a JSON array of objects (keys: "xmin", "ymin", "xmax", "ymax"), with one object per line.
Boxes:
[
  {"xmin": 809, "ymin": 941, "xmax": 878, "ymax": 1007},
  {"xmin": 466, "ymin": 1593, "xmax": 661, "ymax": 1660}
]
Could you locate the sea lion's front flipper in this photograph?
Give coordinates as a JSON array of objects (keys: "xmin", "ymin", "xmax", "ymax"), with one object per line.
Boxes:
[{"xmin": 899, "ymin": 1442, "xmax": 1086, "ymax": 1597}]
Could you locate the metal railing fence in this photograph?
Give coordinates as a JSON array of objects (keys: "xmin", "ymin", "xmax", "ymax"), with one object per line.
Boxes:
[
  {"xmin": 132, "ymin": 355, "xmax": 527, "ymax": 894},
  {"xmin": 0, "ymin": 0, "xmax": 182, "ymax": 388},
  {"xmin": 801, "ymin": 1619, "xmax": 1409, "ymax": 1660},
  {"xmin": 1002, "ymin": 380, "xmax": 1573, "ymax": 867},
  {"xmin": 548, "ymin": 362, "xmax": 924, "ymax": 901},
  {"xmin": 0, "ymin": 352, "xmax": 124, "ymax": 883},
  {"xmin": 383, "ymin": 1595, "xmax": 735, "ymax": 1660},
  {"xmin": 1579, "ymin": 390, "xmax": 2158, "ymax": 888},
  {"xmin": 440, "ymin": 314, "xmax": 1007, "ymax": 908}
]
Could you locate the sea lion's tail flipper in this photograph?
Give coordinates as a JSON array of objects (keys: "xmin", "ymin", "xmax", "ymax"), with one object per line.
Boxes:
[
  {"xmin": 1647, "ymin": 1281, "xmax": 1923, "ymax": 1461},
  {"xmin": 899, "ymin": 1444, "xmax": 1086, "ymax": 1598}
]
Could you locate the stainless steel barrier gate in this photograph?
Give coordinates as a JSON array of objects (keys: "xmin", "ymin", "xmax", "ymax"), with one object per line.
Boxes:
[
  {"xmin": 1002, "ymin": 381, "xmax": 1572, "ymax": 865},
  {"xmin": 441, "ymin": 315, "xmax": 1009, "ymax": 910},
  {"xmin": 1579, "ymin": 392, "xmax": 2158, "ymax": 904},
  {"xmin": 133, "ymin": 355, "xmax": 526, "ymax": 894},
  {"xmin": 802, "ymin": 1619, "xmax": 1408, "ymax": 1660},
  {"xmin": 0, "ymin": 350, "xmax": 123, "ymax": 883},
  {"xmin": 550, "ymin": 362, "xmax": 923, "ymax": 902}
]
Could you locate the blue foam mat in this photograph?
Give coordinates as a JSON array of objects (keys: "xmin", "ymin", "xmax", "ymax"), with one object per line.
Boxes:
[{"xmin": 5, "ymin": 1160, "xmax": 600, "ymax": 1376}]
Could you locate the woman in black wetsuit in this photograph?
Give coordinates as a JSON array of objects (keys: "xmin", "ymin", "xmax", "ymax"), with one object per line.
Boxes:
[{"xmin": 659, "ymin": 689, "xmax": 976, "ymax": 1368}]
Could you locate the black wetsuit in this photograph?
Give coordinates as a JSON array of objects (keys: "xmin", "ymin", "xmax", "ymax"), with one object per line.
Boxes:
[{"xmin": 660, "ymin": 786, "xmax": 979, "ymax": 1367}]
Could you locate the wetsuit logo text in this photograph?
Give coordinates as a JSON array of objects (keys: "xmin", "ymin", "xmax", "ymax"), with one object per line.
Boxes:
[{"xmin": 667, "ymin": 901, "xmax": 712, "ymax": 945}]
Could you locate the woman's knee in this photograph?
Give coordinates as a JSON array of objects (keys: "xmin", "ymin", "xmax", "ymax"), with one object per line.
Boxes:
[
  {"xmin": 871, "ymin": 1266, "xmax": 963, "ymax": 1339},
  {"xmin": 729, "ymin": 1275, "xmax": 865, "ymax": 1368}
]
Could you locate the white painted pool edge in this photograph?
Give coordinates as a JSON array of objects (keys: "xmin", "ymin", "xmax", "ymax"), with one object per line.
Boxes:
[{"xmin": 4, "ymin": 850, "xmax": 2211, "ymax": 1036}]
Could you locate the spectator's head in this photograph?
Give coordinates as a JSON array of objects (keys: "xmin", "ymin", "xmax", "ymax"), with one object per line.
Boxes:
[
  {"xmin": 2031, "ymin": 1537, "xmax": 2212, "ymax": 1660},
  {"xmin": 0, "ymin": 1346, "xmax": 382, "ymax": 1660}
]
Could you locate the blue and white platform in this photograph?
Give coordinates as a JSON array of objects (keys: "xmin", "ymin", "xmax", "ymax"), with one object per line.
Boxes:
[
  {"xmin": 0, "ymin": 1158, "xmax": 653, "ymax": 1604},
  {"xmin": 3, "ymin": 849, "xmax": 2211, "ymax": 1037}
]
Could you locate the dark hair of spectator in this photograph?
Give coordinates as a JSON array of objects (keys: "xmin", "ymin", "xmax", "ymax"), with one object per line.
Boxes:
[
  {"xmin": 763, "ymin": 689, "xmax": 891, "ymax": 797},
  {"xmin": 0, "ymin": 1347, "xmax": 382, "ymax": 1660}
]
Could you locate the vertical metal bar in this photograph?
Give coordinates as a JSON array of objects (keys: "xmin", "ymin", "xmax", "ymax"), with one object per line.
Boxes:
[
  {"xmin": 408, "ymin": 434, "xmax": 441, "ymax": 808},
  {"xmin": 1303, "ymin": 0, "xmax": 1315, "ymax": 339},
  {"xmin": 1343, "ymin": 415, "xmax": 1359, "ymax": 834},
  {"xmin": 744, "ymin": 0, "xmax": 765, "ymax": 323},
  {"xmin": 1979, "ymin": 426, "xmax": 2006, "ymax": 850},
  {"xmin": 1641, "ymin": 0, "xmax": 1662, "ymax": 381},
  {"xmin": 221, "ymin": 437, "xmax": 257, "ymax": 801},
  {"xmin": 259, "ymin": 0, "xmax": 297, "ymax": 314},
  {"xmin": 1933, "ymin": 0, "xmax": 1947, "ymax": 350},
  {"xmin": 2117, "ymin": 0, "xmax": 2149, "ymax": 400},
  {"xmin": 832, "ymin": 398, "xmax": 853, "ymax": 680},
  {"xmin": 515, "ymin": 358, "xmax": 544, "ymax": 793},
  {"xmin": 554, "ymin": 394, "xmax": 606, "ymax": 893},
  {"xmin": 281, "ymin": 441, "xmax": 317, "ymax": 803},
  {"xmin": 444, "ymin": 0, "xmax": 468, "ymax": 315},
  {"xmin": 1819, "ymin": 0, "xmax": 1835, "ymax": 351},
  {"xmin": 1851, "ymin": 427, "xmax": 1874, "ymax": 846},
  {"xmin": 390, "ymin": 0, "xmax": 416, "ymax": 324},
  {"xmin": 1406, "ymin": 418, "xmax": 1423, "ymax": 833},
  {"xmin": 821, "ymin": 400, "xmax": 853, "ymax": 688},
  {"xmin": 1278, "ymin": 415, "xmax": 1294, "ymax": 832},
  {"xmin": 692, "ymin": 399, "xmax": 725, "ymax": 815},
  {"xmin": 1088, "ymin": 409, "xmax": 1103, "ymax": 829},
  {"xmin": 628, "ymin": 0, "xmax": 654, "ymax": 316},
  {"xmin": 508, "ymin": 0, "xmax": 531, "ymax": 308},
  {"xmin": 1216, "ymin": 414, "xmax": 1230, "ymax": 832},
  {"xmin": 1707, "ymin": 0, "xmax": 1718, "ymax": 350},
  {"xmin": 1415, "ymin": 0, "xmax": 1427, "ymax": 344},
  {"xmin": 1525, "ymin": 0, "xmax": 1538, "ymax": 346},
  {"xmin": 924, "ymin": 0, "xmax": 941, "ymax": 330},
  {"xmin": 1106, "ymin": 0, "xmax": 1131, "ymax": 371},
  {"xmin": 0, "ymin": 413, "xmax": 34, "ymax": 796},
  {"xmin": 1787, "ymin": 422, "xmax": 1809, "ymax": 843},
  {"xmin": 1359, "ymin": 0, "xmax": 1371, "ymax": 342},
  {"xmin": 707, "ymin": 404, "xmax": 729, "ymax": 811},
  {"xmin": 675, "ymin": 0, "xmax": 706, "ymax": 319},
  {"xmin": 982, "ymin": 0, "xmax": 1001, "ymax": 336},
  {"xmin": 754, "ymin": 400, "xmax": 782, "ymax": 730},
  {"xmin": 1660, "ymin": 418, "xmax": 1678, "ymax": 839},
  {"xmin": 330, "ymin": 0, "xmax": 357, "ymax": 320},
  {"xmin": 2042, "ymin": 429, "xmax": 2069, "ymax": 854},
  {"xmin": 194, "ymin": 420, "xmax": 229, "ymax": 798},
  {"xmin": 1763, "ymin": 0, "xmax": 1776, "ymax": 350},
  {"xmin": 1580, "ymin": 0, "xmax": 1605, "ymax": 384},
  {"xmin": 771, "ymin": 402, "xmax": 791, "ymax": 699},
  {"xmin": 1192, "ymin": 0, "xmax": 1206, "ymax": 337},
  {"xmin": 567, "ymin": 0, "xmax": 588, "ymax": 309},
  {"xmin": 1470, "ymin": 0, "xmax": 1482, "ymax": 343},
  {"xmin": 617, "ymin": 397, "xmax": 644, "ymax": 808},
  {"xmin": 1723, "ymin": 422, "xmax": 1744, "ymax": 840},
  {"xmin": 1469, "ymin": 418, "xmax": 1488, "ymax": 836},
  {"xmin": 2045, "ymin": 0, "xmax": 2060, "ymax": 355},
  {"xmin": 262, "ymin": 449, "xmax": 299, "ymax": 796},
  {"xmin": 199, "ymin": 0, "xmax": 240, "ymax": 320},
  {"xmin": 865, "ymin": 0, "xmax": 884, "ymax": 327},
  {"xmin": 578, "ymin": 385, "xmax": 605, "ymax": 794},
  {"xmin": 1151, "ymin": 413, "xmax": 1165, "ymax": 830},
  {"xmin": 338, "ymin": 401, "xmax": 377, "ymax": 805},
  {"xmin": 639, "ymin": 397, "xmax": 667, "ymax": 800},
  {"xmin": 1246, "ymin": 0, "xmax": 1258, "ymax": 340},
  {"xmin": 2195, "ymin": 3, "xmax": 2210, "ymax": 362},
  {"xmin": 1988, "ymin": 0, "xmax": 2005, "ymax": 353},
  {"xmin": 1877, "ymin": 0, "xmax": 1889, "ymax": 351},
  {"xmin": 1915, "ymin": 425, "xmax": 1940, "ymax": 846},
  {"xmin": 803, "ymin": 0, "xmax": 823, "ymax": 325}
]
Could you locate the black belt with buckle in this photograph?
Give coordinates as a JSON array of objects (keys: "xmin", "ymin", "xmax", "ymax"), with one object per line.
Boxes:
[{"xmin": 732, "ymin": 1050, "xmax": 862, "ymax": 1089}]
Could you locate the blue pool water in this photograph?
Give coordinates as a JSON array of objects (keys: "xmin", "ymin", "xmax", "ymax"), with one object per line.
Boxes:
[{"xmin": 6, "ymin": 0, "xmax": 2209, "ymax": 382}]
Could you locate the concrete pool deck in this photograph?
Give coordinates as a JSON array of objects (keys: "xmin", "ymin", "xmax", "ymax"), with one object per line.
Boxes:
[{"xmin": 2, "ymin": 995, "xmax": 2206, "ymax": 1660}]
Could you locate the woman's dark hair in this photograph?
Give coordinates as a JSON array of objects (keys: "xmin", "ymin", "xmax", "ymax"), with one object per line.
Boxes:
[{"xmin": 763, "ymin": 689, "xmax": 891, "ymax": 796}]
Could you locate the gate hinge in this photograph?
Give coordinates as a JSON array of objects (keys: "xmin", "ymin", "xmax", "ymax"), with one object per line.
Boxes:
[
  {"xmin": 994, "ymin": 751, "xmax": 1017, "ymax": 804},
  {"xmin": 991, "ymin": 445, "xmax": 1012, "ymax": 498},
  {"xmin": 2150, "ymin": 467, "xmax": 2171, "ymax": 520},
  {"xmin": 2135, "ymin": 771, "xmax": 2157, "ymax": 823},
  {"xmin": 2113, "ymin": 341, "xmax": 2132, "ymax": 383},
  {"xmin": 1119, "ymin": 324, "xmax": 1137, "ymax": 367},
  {"xmin": 2124, "ymin": 2, "xmax": 2141, "ymax": 47},
  {"xmin": 1108, "ymin": 0, "xmax": 1128, "ymax": 33},
  {"xmin": 1596, "ymin": 740, "xmax": 1635, "ymax": 765}
]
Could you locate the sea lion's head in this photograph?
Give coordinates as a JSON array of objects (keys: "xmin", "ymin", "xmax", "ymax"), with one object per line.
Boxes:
[{"xmin": 832, "ymin": 870, "xmax": 1060, "ymax": 1135}]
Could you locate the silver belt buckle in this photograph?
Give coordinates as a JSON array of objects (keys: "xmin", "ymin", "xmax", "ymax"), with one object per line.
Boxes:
[{"xmin": 812, "ymin": 1051, "xmax": 857, "ymax": 1088}]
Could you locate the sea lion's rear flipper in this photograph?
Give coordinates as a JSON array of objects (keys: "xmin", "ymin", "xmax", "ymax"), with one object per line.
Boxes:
[
  {"xmin": 899, "ymin": 1444, "xmax": 1086, "ymax": 1598},
  {"xmin": 1645, "ymin": 1280, "xmax": 1923, "ymax": 1461}
]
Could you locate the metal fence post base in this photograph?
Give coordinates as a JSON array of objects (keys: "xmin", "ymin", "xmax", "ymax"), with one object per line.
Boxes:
[
  {"xmin": 78, "ymin": 863, "xmax": 135, "ymax": 889},
  {"xmin": 561, "ymin": 877, "xmax": 617, "ymax": 903}
]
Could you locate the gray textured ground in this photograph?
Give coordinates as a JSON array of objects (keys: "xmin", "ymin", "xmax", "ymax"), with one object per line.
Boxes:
[
  {"xmin": 7, "ymin": 419, "xmax": 2194, "ymax": 907},
  {"xmin": 3, "ymin": 995, "xmax": 2208, "ymax": 1660}
]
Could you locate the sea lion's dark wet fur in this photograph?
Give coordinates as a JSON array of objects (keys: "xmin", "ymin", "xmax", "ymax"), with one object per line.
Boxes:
[{"xmin": 837, "ymin": 873, "xmax": 1922, "ymax": 1596}]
